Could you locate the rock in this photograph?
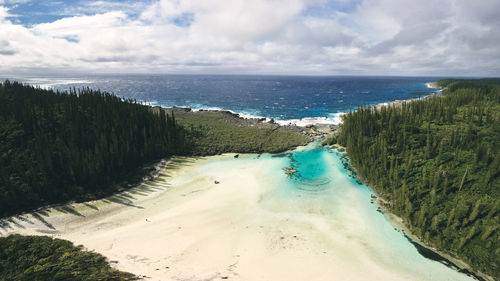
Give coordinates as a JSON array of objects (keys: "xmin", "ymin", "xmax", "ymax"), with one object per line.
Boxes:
[
  {"xmin": 214, "ymin": 180, "xmax": 220, "ymax": 184},
  {"xmin": 234, "ymin": 154, "xmax": 239, "ymax": 158},
  {"xmin": 283, "ymin": 166, "xmax": 297, "ymax": 176},
  {"xmin": 172, "ymin": 106, "xmax": 192, "ymax": 112}
]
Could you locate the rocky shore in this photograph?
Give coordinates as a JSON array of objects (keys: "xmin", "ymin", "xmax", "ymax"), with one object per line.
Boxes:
[{"xmin": 161, "ymin": 106, "xmax": 340, "ymax": 141}]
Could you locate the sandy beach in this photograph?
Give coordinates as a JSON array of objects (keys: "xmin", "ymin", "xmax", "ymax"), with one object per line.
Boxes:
[{"xmin": 0, "ymin": 147, "xmax": 475, "ymax": 281}]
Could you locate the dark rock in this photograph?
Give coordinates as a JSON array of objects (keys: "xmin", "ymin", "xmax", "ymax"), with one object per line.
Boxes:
[
  {"xmin": 172, "ymin": 106, "xmax": 192, "ymax": 112},
  {"xmin": 214, "ymin": 180, "xmax": 220, "ymax": 184},
  {"xmin": 283, "ymin": 166, "xmax": 297, "ymax": 176}
]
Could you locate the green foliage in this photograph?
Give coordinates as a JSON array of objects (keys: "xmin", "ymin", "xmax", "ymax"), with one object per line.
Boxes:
[
  {"xmin": 0, "ymin": 81, "xmax": 188, "ymax": 217},
  {"xmin": 168, "ymin": 109, "xmax": 309, "ymax": 155},
  {"xmin": 336, "ymin": 79, "xmax": 500, "ymax": 278},
  {"xmin": 0, "ymin": 82, "xmax": 308, "ymax": 218},
  {"xmin": 0, "ymin": 234, "xmax": 135, "ymax": 281}
]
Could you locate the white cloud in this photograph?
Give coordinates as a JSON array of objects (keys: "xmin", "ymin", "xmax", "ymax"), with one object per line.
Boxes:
[
  {"xmin": 0, "ymin": 0, "xmax": 499, "ymax": 76},
  {"xmin": 0, "ymin": 5, "xmax": 10, "ymax": 20}
]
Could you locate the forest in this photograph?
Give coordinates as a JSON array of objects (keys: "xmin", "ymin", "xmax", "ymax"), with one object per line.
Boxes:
[
  {"xmin": 0, "ymin": 81, "xmax": 188, "ymax": 218},
  {"xmin": 327, "ymin": 79, "xmax": 500, "ymax": 279},
  {"xmin": 0, "ymin": 81, "xmax": 307, "ymax": 218},
  {"xmin": 0, "ymin": 234, "xmax": 136, "ymax": 280}
]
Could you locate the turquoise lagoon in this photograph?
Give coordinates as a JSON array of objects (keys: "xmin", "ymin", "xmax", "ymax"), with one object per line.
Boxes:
[
  {"xmin": 208, "ymin": 142, "xmax": 480, "ymax": 281},
  {"xmin": 0, "ymin": 141, "xmax": 481, "ymax": 281}
]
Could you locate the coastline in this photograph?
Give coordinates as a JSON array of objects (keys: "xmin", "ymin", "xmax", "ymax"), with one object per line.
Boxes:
[
  {"xmin": 330, "ymin": 147, "xmax": 492, "ymax": 281},
  {"xmin": 374, "ymin": 82, "xmax": 444, "ymax": 110},
  {"xmin": 382, "ymin": 210, "xmax": 491, "ymax": 281},
  {"xmin": 327, "ymin": 82, "xmax": 494, "ymax": 281}
]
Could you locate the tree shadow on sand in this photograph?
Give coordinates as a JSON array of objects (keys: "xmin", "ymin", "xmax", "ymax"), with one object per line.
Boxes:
[
  {"xmin": 83, "ymin": 202, "xmax": 99, "ymax": 211},
  {"xmin": 103, "ymin": 194, "xmax": 144, "ymax": 209},
  {"xmin": 0, "ymin": 214, "xmax": 48, "ymax": 235},
  {"xmin": 32, "ymin": 212, "xmax": 55, "ymax": 230},
  {"xmin": 54, "ymin": 206, "xmax": 85, "ymax": 217},
  {"xmin": 165, "ymin": 157, "xmax": 197, "ymax": 169}
]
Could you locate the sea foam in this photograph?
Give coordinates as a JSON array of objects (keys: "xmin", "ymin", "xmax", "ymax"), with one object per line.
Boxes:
[{"xmin": 276, "ymin": 112, "xmax": 345, "ymax": 126}]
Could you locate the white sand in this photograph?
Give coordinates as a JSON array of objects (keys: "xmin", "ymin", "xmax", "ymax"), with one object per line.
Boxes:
[{"xmin": 0, "ymin": 153, "xmax": 474, "ymax": 281}]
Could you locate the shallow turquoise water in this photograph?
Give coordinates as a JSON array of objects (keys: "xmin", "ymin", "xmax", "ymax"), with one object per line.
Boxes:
[
  {"xmin": 257, "ymin": 142, "xmax": 478, "ymax": 281},
  {"xmin": 187, "ymin": 141, "xmax": 479, "ymax": 280}
]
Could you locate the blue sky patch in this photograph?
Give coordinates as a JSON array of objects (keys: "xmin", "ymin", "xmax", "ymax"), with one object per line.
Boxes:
[
  {"xmin": 172, "ymin": 12, "xmax": 194, "ymax": 27},
  {"xmin": 303, "ymin": 0, "xmax": 361, "ymax": 18},
  {"xmin": 3, "ymin": 0, "xmax": 148, "ymax": 26}
]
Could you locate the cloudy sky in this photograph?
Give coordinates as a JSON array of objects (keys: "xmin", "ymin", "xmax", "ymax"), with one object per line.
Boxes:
[{"xmin": 0, "ymin": 0, "xmax": 499, "ymax": 76}]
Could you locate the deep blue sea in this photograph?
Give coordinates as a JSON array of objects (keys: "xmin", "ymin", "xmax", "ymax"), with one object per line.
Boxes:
[{"xmin": 5, "ymin": 75, "xmax": 442, "ymax": 125}]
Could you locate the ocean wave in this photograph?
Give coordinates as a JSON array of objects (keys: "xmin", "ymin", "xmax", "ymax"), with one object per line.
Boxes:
[
  {"xmin": 184, "ymin": 104, "xmax": 270, "ymax": 120},
  {"xmin": 178, "ymin": 103, "xmax": 347, "ymax": 126},
  {"xmin": 426, "ymin": 82, "xmax": 438, "ymax": 89},
  {"xmin": 144, "ymin": 101, "xmax": 345, "ymax": 126},
  {"xmin": 275, "ymin": 113, "xmax": 345, "ymax": 126},
  {"xmin": 143, "ymin": 101, "xmax": 275, "ymax": 122}
]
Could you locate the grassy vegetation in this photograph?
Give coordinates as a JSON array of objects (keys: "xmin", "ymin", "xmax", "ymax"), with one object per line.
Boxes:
[
  {"xmin": 166, "ymin": 108, "xmax": 310, "ymax": 155},
  {"xmin": 328, "ymin": 79, "xmax": 500, "ymax": 279},
  {"xmin": 0, "ymin": 234, "xmax": 136, "ymax": 281}
]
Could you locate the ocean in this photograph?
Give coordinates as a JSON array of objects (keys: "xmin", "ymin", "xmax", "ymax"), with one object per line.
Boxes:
[{"xmin": 5, "ymin": 75, "xmax": 442, "ymax": 125}]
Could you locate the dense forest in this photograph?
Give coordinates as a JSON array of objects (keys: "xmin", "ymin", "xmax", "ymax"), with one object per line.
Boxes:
[
  {"xmin": 0, "ymin": 81, "xmax": 188, "ymax": 217},
  {"xmin": 0, "ymin": 234, "xmax": 135, "ymax": 280},
  {"xmin": 327, "ymin": 79, "xmax": 500, "ymax": 279}
]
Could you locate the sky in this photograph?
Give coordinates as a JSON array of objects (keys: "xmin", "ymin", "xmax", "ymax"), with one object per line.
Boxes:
[{"xmin": 0, "ymin": 0, "xmax": 499, "ymax": 76}]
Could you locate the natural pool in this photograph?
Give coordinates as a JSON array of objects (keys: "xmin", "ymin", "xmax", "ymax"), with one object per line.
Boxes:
[
  {"xmin": 264, "ymin": 142, "xmax": 479, "ymax": 280},
  {"xmin": 1, "ymin": 142, "xmax": 479, "ymax": 281}
]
